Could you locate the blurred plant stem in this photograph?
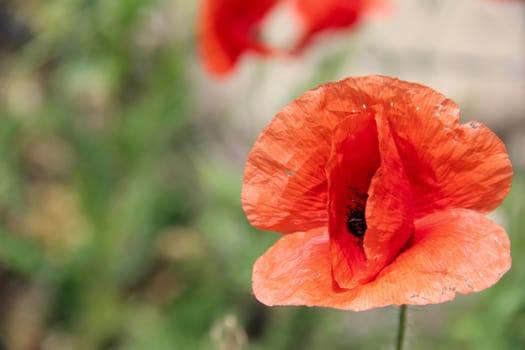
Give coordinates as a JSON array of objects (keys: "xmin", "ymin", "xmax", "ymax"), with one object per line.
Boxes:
[{"xmin": 396, "ymin": 305, "xmax": 407, "ymax": 350}]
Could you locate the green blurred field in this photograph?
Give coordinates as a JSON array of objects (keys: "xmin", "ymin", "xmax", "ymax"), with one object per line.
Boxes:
[{"xmin": 0, "ymin": 1, "xmax": 524, "ymax": 349}]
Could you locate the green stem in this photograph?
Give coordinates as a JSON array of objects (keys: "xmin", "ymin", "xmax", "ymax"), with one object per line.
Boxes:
[{"xmin": 395, "ymin": 305, "xmax": 407, "ymax": 350}]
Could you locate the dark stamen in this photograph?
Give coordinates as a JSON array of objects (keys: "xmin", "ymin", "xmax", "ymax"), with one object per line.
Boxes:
[{"xmin": 346, "ymin": 187, "xmax": 368, "ymax": 238}]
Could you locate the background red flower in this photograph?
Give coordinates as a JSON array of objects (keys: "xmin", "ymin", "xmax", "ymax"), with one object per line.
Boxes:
[
  {"xmin": 291, "ymin": 0, "xmax": 387, "ymax": 52},
  {"xmin": 198, "ymin": 0, "xmax": 387, "ymax": 76},
  {"xmin": 198, "ymin": 0, "xmax": 278, "ymax": 76}
]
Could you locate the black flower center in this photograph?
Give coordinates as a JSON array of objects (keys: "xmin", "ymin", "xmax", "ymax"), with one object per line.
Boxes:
[{"xmin": 346, "ymin": 187, "xmax": 368, "ymax": 238}]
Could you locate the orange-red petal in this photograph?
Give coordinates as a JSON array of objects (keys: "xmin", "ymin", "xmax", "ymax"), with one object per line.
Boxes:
[
  {"xmin": 253, "ymin": 227, "xmax": 352, "ymax": 307},
  {"xmin": 325, "ymin": 112, "xmax": 378, "ymax": 288},
  {"xmin": 243, "ymin": 75, "xmax": 512, "ymax": 233},
  {"xmin": 326, "ymin": 108, "xmax": 414, "ymax": 289},
  {"xmin": 332, "ymin": 108, "xmax": 415, "ymax": 288},
  {"xmin": 292, "ymin": 0, "xmax": 388, "ymax": 51},
  {"xmin": 381, "ymin": 82, "xmax": 513, "ymax": 218},
  {"xmin": 253, "ymin": 209, "xmax": 510, "ymax": 310},
  {"xmin": 242, "ymin": 80, "xmax": 377, "ymax": 233},
  {"xmin": 360, "ymin": 76, "xmax": 512, "ymax": 216},
  {"xmin": 363, "ymin": 110, "xmax": 415, "ymax": 273},
  {"xmin": 198, "ymin": 0, "xmax": 277, "ymax": 76}
]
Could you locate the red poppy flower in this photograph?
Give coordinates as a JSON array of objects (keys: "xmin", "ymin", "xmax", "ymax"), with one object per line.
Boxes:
[
  {"xmin": 242, "ymin": 75, "xmax": 512, "ymax": 310},
  {"xmin": 198, "ymin": 0, "xmax": 278, "ymax": 76},
  {"xmin": 198, "ymin": 0, "xmax": 387, "ymax": 76},
  {"xmin": 291, "ymin": 0, "xmax": 386, "ymax": 52}
]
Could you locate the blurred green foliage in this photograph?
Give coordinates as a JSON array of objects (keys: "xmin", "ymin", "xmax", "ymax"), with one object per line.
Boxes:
[{"xmin": 0, "ymin": 1, "xmax": 523, "ymax": 350}]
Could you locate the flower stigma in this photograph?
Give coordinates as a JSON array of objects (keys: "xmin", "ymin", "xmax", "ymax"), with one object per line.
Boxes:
[{"xmin": 346, "ymin": 186, "xmax": 368, "ymax": 239}]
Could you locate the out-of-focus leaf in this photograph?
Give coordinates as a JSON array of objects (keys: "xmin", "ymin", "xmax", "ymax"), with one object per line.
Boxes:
[{"xmin": 0, "ymin": 229, "xmax": 43, "ymax": 275}]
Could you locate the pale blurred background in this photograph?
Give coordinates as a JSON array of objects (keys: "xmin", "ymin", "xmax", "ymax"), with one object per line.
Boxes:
[{"xmin": 0, "ymin": 0, "xmax": 523, "ymax": 349}]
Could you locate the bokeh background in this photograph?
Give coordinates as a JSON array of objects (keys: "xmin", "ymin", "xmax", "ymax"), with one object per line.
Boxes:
[{"xmin": 0, "ymin": 0, "xmax": 524, "ymax": 349}]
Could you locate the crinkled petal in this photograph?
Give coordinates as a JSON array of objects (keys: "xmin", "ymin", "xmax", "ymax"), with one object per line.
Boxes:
[
  {"xmin": 363, "ymin": 109, "xmax": 415, "ymax": 274},
  {"xmin": 349, "ymin": 208, "xmax": 512, "ymax": 310},
  {"xmin": 253, "ymin": 209, "xmax": 510, "ymax": 310},
  {"xmin": 327, "ymin": 105, "xmax": 414, "ymax": 290},
  {"xmin": 326, "ymin": 113, "xmax": 378, "ymax": 288},
  {"xmin": 253, "ymin": 227, "xmax": 356, "ymax": 307},
  {"xmin": 242, "ymin": 80, "xmax": 377, "ymax": 233},
  {"xmin": 380, "ymin": 81, "xmax": 513, "ymax": 218},
  {"xmin": 302, "ymin": 76, "xmax": 512, "ymax": 218},
  {"xmin": 243, "ymin": 75, "xmax": 511, "ymax": 233}
]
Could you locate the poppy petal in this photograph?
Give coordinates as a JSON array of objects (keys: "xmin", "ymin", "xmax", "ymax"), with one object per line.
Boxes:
[
  {"xmin": 253, "ymin": 209, "xmax": 510, "ymax": 310},
  {"xmin": 382, "ymin": 83, "xmax": 513, "ymax": 218},
  {"xmin": 252, "ymin": 227, "xmax": 353, "ymax": 307},
  {"xmin": 325, "ymin": 113, "xmax": 378, "ymax": 288},
  {"xmin": 363, "ymin": 110, "xmax": 415, "ymax": 274},
  {"xmin": 242, "ymin": 81, "xmax": 375, "ymax": 234},
  {"xmin": 198, "ymin": 0, "xmax": 277, "ymax": 76},
  {"xmin": 351, "ymin": 208, "xmax": 512, "ymax": 310},
  {"xmin": 292, "ymin": 0, "xmax": 386, "ymax": 51},
  {"xmin": 290, "ymin": 76, "xmax": 512, "ymax": 218},
  {"xmin": 242, "ymin": 75, "xmax": 511, "ymax": 231},
  {"xmin": 327, "ymin": 108, "xmax": 414, "ymax": 289}
]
